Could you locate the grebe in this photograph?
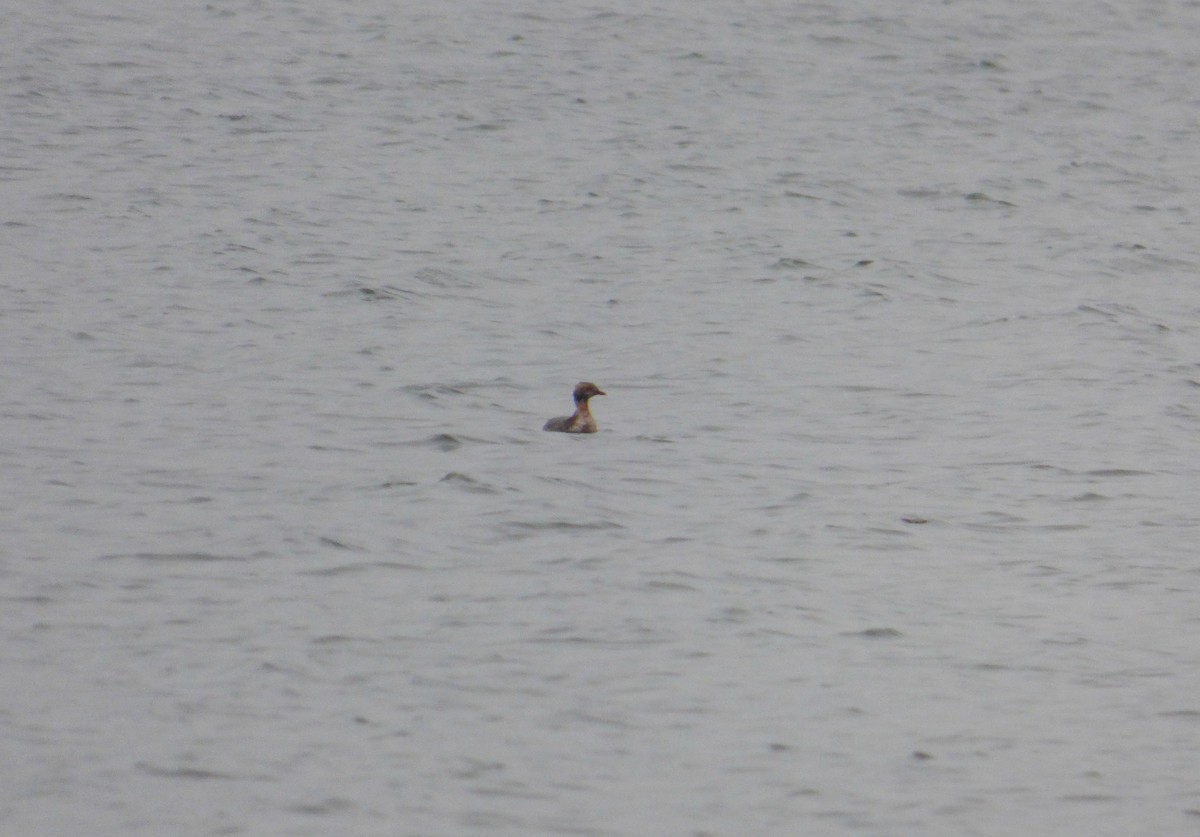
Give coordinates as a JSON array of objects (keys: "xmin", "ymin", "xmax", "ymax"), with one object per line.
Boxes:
[{"xmin": 543, "ymin": 382, "xmax": 606, "ymax": 433}]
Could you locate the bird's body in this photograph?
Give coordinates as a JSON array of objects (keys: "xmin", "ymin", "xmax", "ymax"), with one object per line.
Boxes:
[{"xmin": 543, "ymin": 382, "xmax": 606, "ymax": 433}]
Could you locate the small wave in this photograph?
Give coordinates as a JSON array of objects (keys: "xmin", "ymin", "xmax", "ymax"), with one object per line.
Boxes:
[
  {"xmin": 842, "ymin": 627, "xmax": 903, "ymax": 639},
  {"xmin": 426, "ymin": 433, "xmax": 463, "ymax": 451},
  {"xmin": 440, "ymin": 471, "xmax": 499, "ymax": 494},
  {"xmin": 505, "ymin": 520, "xmax": 623, "ymax": 533},
  {"xmin": 386, "ymin": 433, "xmax": 485, "ymax": 451},
  {"xmin": 317, "ymin": 536, "xmax": 366, "ymax": 551},
  {"xmin": 135, "ymin": 762, "xmax": 236, "ymax": 781},
  {"xmin": 102, "ymin": 552, "xmax": 247, "ymax": 562}
]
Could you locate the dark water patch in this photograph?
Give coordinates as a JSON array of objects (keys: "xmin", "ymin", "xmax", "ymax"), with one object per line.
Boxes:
[
  {"xmin": 457, "ymin": 121, "xmax": 508, "ymax": 132},
  {"xmin": 843, "ymin": 627, "xmax": 902, "ymax": 639},
  {"xmin": 356, "ymin": 285, "xmax": 414, "ymax": 301},
  {"xmin": 7, "ymin": 594, "xmax": 55, "ymax": 605},
  {"xmin": 322, "ymin": 284, "xmax": 416, "ymax": 300},
  {"xmin": 383, "ymin": 433, "xmax": 489, "ymax": 451},
  {"xmin": 965, "ymin": 457, "xmax": 1048, "ymax": 472},
  {"xmin": 47, "ymin": 192, "xmax": 94, "ymax": 202},
  {"xmin": 299, "ymin": 563, "xmax": 367, "ymax": 577},
  {"xmin": 1070, "ymin": 492, "xmax": 1109, "ymax": 502},
  {"xmin": 307, "ymin": 443, "xmax": 361, "ymax": 453},
  {"xmin": 1026, "ymin": 564, "xmax": 1065, "ymax": 576},
  {"xmin": 865, "ymin": 525, "xmax": 921, "ymax": 541},
  {"xmin": 440, "ymin": 471, "xmax": 499, "ymax": 493},
  {"xmin": 537, "ymin": 474, "xmax": 593, "ymax": 489},
  {"xmin": 561, "ymin": 711, "xmax": 635, "ymax": 731},
  {"xmin": 452, "ymin": 757, "xmax": 506, "ymax": 779},
  {"xmin": 666, "ymin": 162, "xmax": 723, "ymax": 174},
  {"xmin": 299, "ymin": 560, "xmax": 426, "ymax": 576},
  {"xmin": 1077, "ymin": 302, "xmax": 1136, "ymax": 319},
  {"xmin": 1166, "ymin": 402, "xmax": 1200, "ymax": 422},
  {"xmin": 835, "ymin": 383, "xmax": 892, "ymax": 393},
  {"xmin": 136, "ymin": 762, "xmax": 237, "ymax": 781},
  {"xmin": 375, "ymin": 560, "xmax": 427, "ymax": 572},
  {"xmin": 425, "ymin": 433, "xmax": 463, "ymax": 451},
  {"xmin": 103, "ymin": 552, "xmax": 247, "ymax": 562},
  {"xmin": 1081, "ymin": 668, "xmax": 1173, "ymax": 685},
  {"xmin": 1095, "ymin": 579, "xmax": 1155, "ymax": 590},
  {"xmin": 1085, "ymin": 469, "xmax": 1152, "ymax": 478},
  {"xmin": 757, "ymin": 500, "xmax": 809, "ymax": 514},
  {"xmin": 137, "ymin": 476, "xmax": 209, "ymax": 490},
  {"xmin": 1042, "ymin": 634, "xmax": 1088, "ymax": 646},
  {"xmin": 6, "ymin": 411, "xmax": 69, "ymax": 421},
  {"xmin": 505, "ymin": 520, "xmax": 622, "ymax": 534},
  {"xmin": 401, "ymin": 380, "xmax": 513, "ymax": 400},
  {"xmin": 310, "ymin": 634, "xmax": 379, "ymax": 646},
  {"xmin": 898, "ymin": 390, "xmax": 949, "ymax": 399},
  {"xmin": 963, "ymin": 511, "xmax": 1028, "ymax": 529},
  {"xmin": 642, "ymin": 578, "xmax": 701, "ymax": 592},
  {"xmin": 318, "ymin": 536, "xmax": 366, "ymax": 551},
  {"xmin": 964, "ymin": 191, "xmax": 1016, "ymax": 208},
  {"xmin": 1058, "ymin": 793, "xmax": 1120, "ymax": 803},
  {"xmin": 726, "ymin": 571, "xmax": 813, "ymax": 590},
  {"xmin": 529, "ymin": 631, "xmax": 664, "ymax": 647},
  {"xmin": 782, "ymin": 190, "xmax": 831, "ymax": 203},
  {"xmin": 1028, "ymin": 462, "xmax": 1077, "ymax": 475},
  {"xmin": 1158, "ymin": 709, "xmax": 1200, "ymax": 719},
  {"xmin": 765, "ymin": 555, "xmax": 809, "ymax": 565},
  {"xmin": 770, "ymin": 257, "xmax": 820, "ymax": 270}
]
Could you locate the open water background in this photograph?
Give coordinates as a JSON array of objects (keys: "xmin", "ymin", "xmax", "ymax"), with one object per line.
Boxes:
[{"xmin": 4, "ymin": 1, "xmax": 1200, "ymax": 834}]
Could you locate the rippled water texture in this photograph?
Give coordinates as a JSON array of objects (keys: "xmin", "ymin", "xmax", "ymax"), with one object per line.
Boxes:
[{"xmin": 4, "ymin": 1, "xmax": 1200, "ymax": 835}]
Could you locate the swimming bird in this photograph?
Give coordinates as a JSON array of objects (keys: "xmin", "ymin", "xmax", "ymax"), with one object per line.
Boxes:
[{"xmin": 543, "ymin": 382, "xmax": 606, "ymax": 433}]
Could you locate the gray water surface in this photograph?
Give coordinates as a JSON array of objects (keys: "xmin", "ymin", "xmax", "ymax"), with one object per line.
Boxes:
[{"xmin": 4, "ymin": 1, "xmax": 1200, "ymax": 835}]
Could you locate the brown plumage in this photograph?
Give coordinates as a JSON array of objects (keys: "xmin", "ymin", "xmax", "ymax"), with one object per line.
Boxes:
[{"xmin": 543, "ymin": 382, "xmax": 606, "ymax": 433}]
